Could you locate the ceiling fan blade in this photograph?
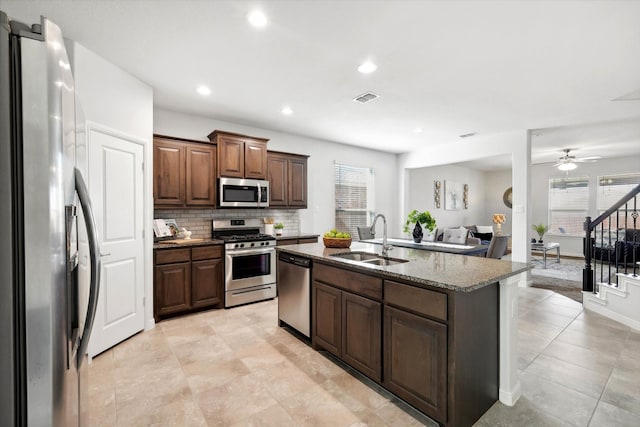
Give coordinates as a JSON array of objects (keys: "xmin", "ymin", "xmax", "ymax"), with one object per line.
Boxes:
[
  {"xmin": 551, "ymin": 161, "xmax": 564, "ymax": 167},
  {"xmin": 575, "ymin": 156, "xmax": 602, "ymax": 162}
]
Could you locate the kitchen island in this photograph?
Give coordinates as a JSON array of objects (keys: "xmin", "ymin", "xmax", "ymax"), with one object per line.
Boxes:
[{"xmin": 276, "ymin": 242, "xmax": 531, "ymax": 427}]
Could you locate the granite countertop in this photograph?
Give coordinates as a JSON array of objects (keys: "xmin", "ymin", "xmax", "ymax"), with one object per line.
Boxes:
[
  {"xmin": 153, "ymin": 238, "xmax": 224, "ymax": 250},
  {"xmin": 276, "ymin": 242, "xmax": 532, "ymax": 293},
  {"xmin": 275, "ymin": 233, "xmax": 320, "ymax": 240}
]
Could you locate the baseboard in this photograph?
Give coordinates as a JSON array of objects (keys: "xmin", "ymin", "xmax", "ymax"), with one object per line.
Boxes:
[
  {"xmin": 583, "ymin": 293, "xmax": 640, "ymax": 331},
  {"xmin": 499, "ymin": 381, "xmax": 521, "ymax": 406}
]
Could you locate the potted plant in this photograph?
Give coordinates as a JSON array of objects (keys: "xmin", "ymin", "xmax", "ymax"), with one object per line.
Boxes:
[
  {"xmin": 532, "ymin": 223, "xmax": 549, "ymax": 243},
  {"xmin": 274, "ymin": 222, "xmax": 284, "ymax": 236},
  {"xmin": 403, "ymin": 210, "xmax": 436, "ymax": 243}
]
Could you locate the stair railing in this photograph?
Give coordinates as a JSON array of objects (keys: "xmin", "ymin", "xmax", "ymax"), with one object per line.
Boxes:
[{"xmin": 583, "ymin": 184, "xmax": 640, "ymax": 293}]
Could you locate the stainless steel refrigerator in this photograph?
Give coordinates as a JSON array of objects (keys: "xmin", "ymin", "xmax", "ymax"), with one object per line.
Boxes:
[{"xmin": 0, "ymin": 11, "xmax": 101, "ymax": 427}]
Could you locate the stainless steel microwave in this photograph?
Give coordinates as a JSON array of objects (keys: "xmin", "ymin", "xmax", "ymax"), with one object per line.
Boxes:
[{"xmin": 218, "ymin": 177, "xmax": 269, "ymax": 208}]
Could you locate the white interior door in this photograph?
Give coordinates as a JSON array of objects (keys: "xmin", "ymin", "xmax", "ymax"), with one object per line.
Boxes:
[{"xmin": 87, "ymin": 125, "xmax": 145, "ymax": 357}]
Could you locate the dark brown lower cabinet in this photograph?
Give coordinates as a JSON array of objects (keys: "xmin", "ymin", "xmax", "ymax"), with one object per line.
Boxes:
[
  {"xmin": 154, "ymin": 262, "xmax": 191, "ymax": 317},
  {"xmin": 154, "ymin": 245, "xmax": 224, "ymax": 321},
  {"xmin": 191, "ymin": 258, "xmax": 223, "ymax": 308},
  {"xmin": 312, "ymin": 279, "xmax": 382, "ymax": 382},
  {"xmin": 383, "ymin": 305, "xmax": 447, "ymax": 422},
  {"xmin": 313, "ymin": 281, "xmax": 342, "ymax": 357},
  {"xmin": 342, "ymin": 292, "xmax": 381, "ymax": 381}
]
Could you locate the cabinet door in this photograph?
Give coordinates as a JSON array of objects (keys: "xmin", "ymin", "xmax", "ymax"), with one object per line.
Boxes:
[
  {"xmin": 288, "ymin": 157, "xmax": 307, "ymax": 207},
  {"xmin": 153, "ymin": 139, "xmax": 185, "ymax": 206},
  {"xmin": 342, "ymin": 292, "xmax": 382, "ymax": 381},
  {"xmin": 267, "ymin": 154, "xmax": 288, "ymax": 206},
  {"xmin": 245, "ymin": 140, "xmax": 267, "ymax": 179},
  {"xmin": 313, "ymin": 282, "xmax": 342, "ymax": 357},
  {"xmin": 185, "ymin": 144, "xmax": 216, "ymax": 206},
  {"xmin": 383, "ymin": 306, "xmax": 447, "ymax": 422},
  {"xmin": 191, "ymin": 258, "xmax": 223, "ymax": 309},
  {"xmin": 154, "ymin": 262, "xmax": 191, "ymax": 317},
  {"xmin": 218, "ymin": 135, "xmax": 244, "ymax": 178}
]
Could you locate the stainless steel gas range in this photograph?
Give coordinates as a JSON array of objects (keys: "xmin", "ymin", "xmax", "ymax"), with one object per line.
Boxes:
[{"xmin": 212, "ymin": 219, "xmax": 277, "ymax": 308}]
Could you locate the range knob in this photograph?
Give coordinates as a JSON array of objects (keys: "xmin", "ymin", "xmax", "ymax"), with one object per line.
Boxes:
[
  {"xmin": 234, "ymin": 244, "xmax": 240, "ymax": 248},
  {"xmin": 240, "ymin": 243, "xmax": 245, "ymax": 248},
  {"xmin": 250, "ymin": 242, "xmax": 255, "ymax": 247}
]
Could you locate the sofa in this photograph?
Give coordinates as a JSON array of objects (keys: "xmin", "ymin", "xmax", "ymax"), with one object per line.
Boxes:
[
  {"xmin": 435, "ymin": 225, "xmax": 494, "ymax": 246},
  {"xmin": 584, "ymin": 228, "xmax": 640, "ymax": 267}
]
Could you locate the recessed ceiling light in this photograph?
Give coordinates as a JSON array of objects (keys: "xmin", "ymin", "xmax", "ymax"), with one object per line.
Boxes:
[
  {"xmin": 247, "ymin": 10, "xmax": 268, "ymax": 28},
  {"xmin": 197, "ymin": 85, "xmax": 211, "ymax": 96},
  {"xmin": 414, "ymin": 127, "xmax": 424, "ymax": 133},
  {"xmin": 357, "ymin": 61, "xmax": 377, "ymax": 74},
  {"xmin": 281, "ymin": 106, "xmax": 293, "ymax": 115}
]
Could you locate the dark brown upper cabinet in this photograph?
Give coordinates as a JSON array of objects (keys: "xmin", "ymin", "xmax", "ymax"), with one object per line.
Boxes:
[
  {"xmin": 267, "ymin": 151, "xmax": 308, "ymax": 209},
  {"xmin": 208, "ymin": 130, "xmax": 268, "ymax": 179},
  {"xmin": 153, "ymin": 135, "xmax": 216, "ymax": 209}
]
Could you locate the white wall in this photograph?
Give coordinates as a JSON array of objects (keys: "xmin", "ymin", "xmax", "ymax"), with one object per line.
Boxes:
[
  {"xmin": 407, "ymin": 164, "xmax": 488, "ymax": 232},
  {"xmin": 485, "ymin": 170, "xmax": 513, "ymax": 236},
  {"xmin": 531, "ymin": 155, "xmax": 640, "ymax": 257},
  {"xmin": 66, "ymin": 41, "xmax": 154, "ymax": 329},
  {"xmin": 154, "ymin": 108, "xmax": 399, "ymax": 235},
  {"xmin": 399, "ymin": 130, "xmax": 531, "ymax": 264}
]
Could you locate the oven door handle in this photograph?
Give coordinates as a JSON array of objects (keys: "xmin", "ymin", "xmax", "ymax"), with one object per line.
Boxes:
[{"xmin": 226, "ymin": 247, "xmax": 275, "ymax": 257}]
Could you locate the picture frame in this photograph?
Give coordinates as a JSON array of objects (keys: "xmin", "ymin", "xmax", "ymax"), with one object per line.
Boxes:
[{"xmin": 445, "ymin": 180, "xmax": 462, "ymax": 211}]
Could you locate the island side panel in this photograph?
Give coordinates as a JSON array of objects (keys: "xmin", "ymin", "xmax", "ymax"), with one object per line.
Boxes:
[{"xmin": 447, "ymin": 282, "xmax": 499, "ymax": 427}]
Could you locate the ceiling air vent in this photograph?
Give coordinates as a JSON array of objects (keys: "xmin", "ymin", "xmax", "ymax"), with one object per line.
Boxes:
[
  {"xmin": 459, "ymin": 132, "xmax": 478, "ymax": 138},
  {"xmin": 353, "ymin": 92, "xmax": 379, "ymax": 103}
]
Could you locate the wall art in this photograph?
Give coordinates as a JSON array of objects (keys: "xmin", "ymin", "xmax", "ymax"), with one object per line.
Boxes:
[
  {"xmin": 445, "ymin": 180, "xmax": 462, "ymax": 211},
  {"xmin": 434, "ymin": 180, "xmax": 441, "ymax": 208}
]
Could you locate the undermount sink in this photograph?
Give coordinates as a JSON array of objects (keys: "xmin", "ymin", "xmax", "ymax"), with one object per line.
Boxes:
[{"xmin": 330, "ymin": 251, "xmax": 409, "ymax": 266}]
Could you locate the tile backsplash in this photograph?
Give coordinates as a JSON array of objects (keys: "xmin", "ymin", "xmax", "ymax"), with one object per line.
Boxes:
[{"xmin": 154, "ymin": 208, "xmax": 300, "ymax": 239}]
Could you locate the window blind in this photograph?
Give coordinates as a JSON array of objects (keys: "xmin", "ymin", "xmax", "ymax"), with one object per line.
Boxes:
[
  {"xmin": 334, "ymin": 164, "xmax": 375, "ymax": 239},
  {"xmin": 548, "ymin": 176, "xmax": 589, "ymax": 236}
]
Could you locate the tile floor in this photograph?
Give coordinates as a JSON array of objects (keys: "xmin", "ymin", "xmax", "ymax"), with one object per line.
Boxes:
[{"xmin": 89, "ymin": 287, "xmax": 640, "ymax": 426}]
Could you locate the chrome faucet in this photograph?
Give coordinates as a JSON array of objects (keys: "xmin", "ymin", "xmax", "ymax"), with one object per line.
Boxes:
[{"xmin": 370, "ymin": 214, "xmax": 393, "ymax": 257}]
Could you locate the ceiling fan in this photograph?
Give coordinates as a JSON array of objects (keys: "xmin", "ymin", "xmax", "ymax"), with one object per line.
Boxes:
[{"xmin": 550, "ymin": 148, "xmax": 601, "ymax": 171}]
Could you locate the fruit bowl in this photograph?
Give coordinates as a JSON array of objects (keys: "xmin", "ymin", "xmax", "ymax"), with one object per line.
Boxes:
[{"xmin": 323, "ymin": 237, "xmax": 352, "ymax": 248}]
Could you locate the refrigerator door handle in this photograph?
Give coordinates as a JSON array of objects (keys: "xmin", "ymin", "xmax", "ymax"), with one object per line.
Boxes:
[{"xmin": 74, "ymin": 167, "xmax": 101, "ymax": 369}]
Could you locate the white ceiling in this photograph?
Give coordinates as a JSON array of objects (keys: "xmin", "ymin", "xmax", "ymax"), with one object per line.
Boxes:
[{"xmin": 4, "ymin": 0, "xmax": 640, "ymax": 163}]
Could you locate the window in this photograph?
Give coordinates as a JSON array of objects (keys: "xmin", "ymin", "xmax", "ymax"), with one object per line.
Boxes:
[
  {"xmin": 548, "ymin": 176, "xmax": 589, "ymax": 236},
  {"xmin": 334, "ymin": 163, "xmax": 375, "ymax": 239},
  {"xmin": 597, "ymin": 172, "xmax": 640, "ymax": 229}
]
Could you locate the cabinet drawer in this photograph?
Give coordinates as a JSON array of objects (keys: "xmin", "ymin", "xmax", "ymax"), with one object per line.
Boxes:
[
  {"xmin": 192, "ymin": 245, "xmax": 223, "ymax": 260},
  {"xmin": 385, "ymin": 280, "xmax": 447, "ymax": 322},
  {"xmin": 314, "ymin": 263, "xmax": 382, "ymax": 300},
  {"xmin": 298, "ymin": 237, "xmax": 318, "ymax": 244},
  {"xmin": 276, "ymin": 238, "xmax": 298, "ymax": 246},
  {"xmin": 155, "ymin": 248, "xmax": 191, "ymax": 265}
]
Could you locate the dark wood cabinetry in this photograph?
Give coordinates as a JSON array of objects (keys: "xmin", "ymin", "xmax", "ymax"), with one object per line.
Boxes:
[
  {"xmin": 312, "ymin": 263, "xmax": 382, "ymax": 381},
  {"xmin": 153, "ymin": 135, "xmax": 216, "ymax": 209},
  {"xmin": 208, "ymin": 130, "xmax": 268, "ymax": 179},
  {"xmin": 154, "ymin": 262, "xmax": 191, "ymax": 317},
  {"xmin": 307, "ymin": 262, "xmax": 499, "ymax": 426},
  {"xmin": 276, "ymin": 236, "xmax": 318, "ymax": 246},
  {"xmin": 154, "ymin": 244, "xmax": 223, "ymax": 321},
  {"xmin": 384, "ymin": 305, "xmax": 447, "ymax": 422},
  {"xmin": 267, "ymin": 151, "xmax": 308, "ymax": 208}
]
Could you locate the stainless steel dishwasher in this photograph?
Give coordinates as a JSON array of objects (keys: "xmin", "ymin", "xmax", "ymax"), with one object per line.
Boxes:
[{"xmin": 277, "ymin": 252, "xmax": 312, "ymax": 338}]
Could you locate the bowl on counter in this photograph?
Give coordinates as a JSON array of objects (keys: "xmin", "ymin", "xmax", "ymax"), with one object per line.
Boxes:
[{"xmin": 323, "ymin": 237, "xmax": 352, "ymax": 248}]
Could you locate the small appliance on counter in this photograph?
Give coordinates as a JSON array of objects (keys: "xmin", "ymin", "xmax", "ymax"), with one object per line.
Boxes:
[{"xmin": 212, "ymin": 219, "xmax": 277, "ymax": 307}]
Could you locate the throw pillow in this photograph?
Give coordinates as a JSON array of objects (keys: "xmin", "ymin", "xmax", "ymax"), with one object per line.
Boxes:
[
  {"xmin": 474, "ymin": 232, "xmax": 493, "ymax": 242},
  {"xmin": 476, "ymin": 225, "xmax": 494, "ymax": 234},
  {"xmin": 443, "ymin": 227, "xmax": 469, "ymax": 244},
  {"xmin": 423, "ymin": 227, "xmax": 438, "ymax": 242}
]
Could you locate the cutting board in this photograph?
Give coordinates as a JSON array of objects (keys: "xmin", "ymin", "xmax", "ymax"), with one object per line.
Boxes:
[{"xmin": 158, "ymin": 238, "xmax": 204, "ymax": 244}]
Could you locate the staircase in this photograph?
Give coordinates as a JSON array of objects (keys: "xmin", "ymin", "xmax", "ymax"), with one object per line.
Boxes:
[
  {"xmin": 583, "ymin": 183, "xmax": 640, "ymax": 331},
  {"xmin": 583, "ymin": 272, "xmax": 640, "ymax": 330}
]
